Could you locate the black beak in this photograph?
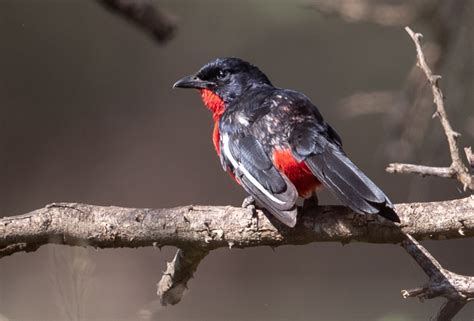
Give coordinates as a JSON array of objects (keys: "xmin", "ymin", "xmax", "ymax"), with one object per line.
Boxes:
[{"xmin": 173, "ymin": 75, "xmax": 215, "ymax": 89}]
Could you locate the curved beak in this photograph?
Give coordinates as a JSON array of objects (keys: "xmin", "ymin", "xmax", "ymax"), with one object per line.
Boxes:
[{"xmin": 173, "ymin": 74, "xmax": 215, "ymax": 89}]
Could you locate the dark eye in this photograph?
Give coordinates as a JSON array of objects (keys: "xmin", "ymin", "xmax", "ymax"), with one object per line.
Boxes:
[{"xmin": 217, "ymin": 69, "xmax": 229, "ymax": 80}]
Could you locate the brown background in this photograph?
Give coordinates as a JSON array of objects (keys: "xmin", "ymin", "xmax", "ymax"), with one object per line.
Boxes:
[{"xmin": 1, "ymin": 1, "xmax": 472, "ymax": 320}]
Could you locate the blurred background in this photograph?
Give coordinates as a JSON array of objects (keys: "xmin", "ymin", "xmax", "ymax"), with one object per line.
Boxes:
[{"xmin": 1, "ymin": 0, "xmax": 473, "ymax": 320}]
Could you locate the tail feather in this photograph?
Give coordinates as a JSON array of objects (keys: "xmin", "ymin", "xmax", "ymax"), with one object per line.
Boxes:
[{"xmin": 305, "ymin": 147, "xmax": 400, "ymax": 223}]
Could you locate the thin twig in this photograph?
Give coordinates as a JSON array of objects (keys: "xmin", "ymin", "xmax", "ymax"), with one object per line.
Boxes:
[
  {"xmin": 386, "ymin": 163, "xmax": 456, "ymax": 178},
  {"xmin": 386, "ymin": 27, "xmax": 473, "ymax": 191}
]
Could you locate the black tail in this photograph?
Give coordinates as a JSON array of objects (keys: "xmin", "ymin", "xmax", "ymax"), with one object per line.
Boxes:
[{"xmin": 304, "ymin": 147, "xmax": 400, "ymax": 223}]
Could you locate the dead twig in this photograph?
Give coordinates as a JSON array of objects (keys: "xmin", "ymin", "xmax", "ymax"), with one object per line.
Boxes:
[
  {"xmin": 386, "ymin": 27, "xmax": 473, "ymax": 191},
  {"xmin": 387, "ymin": 26, "xmax": 474, "ymax": 321}
]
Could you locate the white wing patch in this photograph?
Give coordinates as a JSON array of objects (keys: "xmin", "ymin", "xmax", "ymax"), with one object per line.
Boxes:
[{"xmin": 222, "ymin": 134, "xmax": 285, "ymax": 205}]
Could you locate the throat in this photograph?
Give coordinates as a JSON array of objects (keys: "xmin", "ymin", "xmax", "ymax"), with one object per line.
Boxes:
[
  {"xmin": 200, "ymin": 89, "xmax": 225, "ymax": 121},
  {"xmin": 199, "ymin": 89, "xmax": 225, "ymax": 155}
]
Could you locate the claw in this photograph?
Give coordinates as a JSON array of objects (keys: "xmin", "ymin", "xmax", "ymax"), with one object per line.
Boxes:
[{"xmin": 242, "ymin": 195, "xmax": 255, "ymax": 208}]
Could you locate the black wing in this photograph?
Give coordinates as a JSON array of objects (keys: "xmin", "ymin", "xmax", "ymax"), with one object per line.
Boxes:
[
  {"xmin": 220, "ymin": 133, "xmax": 299, "ymax": 227},
  {"xmin": 289, "ymin": 101, "xmax": 400, "ymax": 223}
]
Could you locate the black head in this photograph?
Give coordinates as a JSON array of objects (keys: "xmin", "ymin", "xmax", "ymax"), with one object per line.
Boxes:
[{"xmin": 173, "ymin": 57, "xmax": 272, "ymax": 103}]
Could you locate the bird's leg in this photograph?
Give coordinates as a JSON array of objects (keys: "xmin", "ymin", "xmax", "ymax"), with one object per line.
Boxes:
[{"xmin": 302, "ymin": 192, "xmax": 319, "ymax": 212}]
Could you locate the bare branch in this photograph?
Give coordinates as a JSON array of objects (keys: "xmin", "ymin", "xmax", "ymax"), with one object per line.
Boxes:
[
  {"xmin": 401, "ymin": 234, "xmax": 474, "ymax": 321},
  {"xmin": 1, "ymin": 198, "xmax": 473, "ymax": 259},
  {"xmin": 386, "ymin": 27, "xmax": 474, "ymax": 320},
  {"xmin": 97, "ymin": 0, "xmax": 176, "ymax": 44},
  {"xmin": 386, "ymin": 27, "xmax": 473, "ymax": 190},
  {"xmin": 386, "ymin": 163, "xmax": 455, "ymax": 178},
  {"xmin": 1, "ymin": 198, "xmax": 472, "ymax": 306}
]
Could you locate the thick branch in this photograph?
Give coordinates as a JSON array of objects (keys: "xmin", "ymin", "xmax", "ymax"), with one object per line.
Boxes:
[
  {"xmin": 387, "ymin": 27, "xmax": 473, "ymax": 190},
  {"xmin": 1, "ymin": 197, "xmax": 473, "ymax": 259}
]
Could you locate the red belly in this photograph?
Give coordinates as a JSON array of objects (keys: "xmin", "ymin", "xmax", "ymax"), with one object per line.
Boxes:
[{"xmin": 272, "ymin": 149, "xmax": 321, "ymax": 198}]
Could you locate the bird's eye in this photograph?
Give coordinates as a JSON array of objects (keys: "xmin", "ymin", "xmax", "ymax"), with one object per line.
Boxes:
[{"xmin": 217, "ymin": 70, "xmax": 229, "ymax": 80}]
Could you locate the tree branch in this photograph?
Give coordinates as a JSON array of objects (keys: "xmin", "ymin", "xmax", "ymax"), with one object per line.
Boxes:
[
  {"xmin": 386, "ymin": 26, "xmax": 474, "ymax": 321},
  {"xmin": 2, "ymin": 198, "xmax": 472, "ymax": 306},
  {"xmin": 386, "ymin": 27, "xmax": 473, "ymax": 191},
  {"xmin": 97, "ymin": 0, "xmax": 176, "ymax": 44},
  {"xmin": 387, "ymin": 163, "xmax": 455, "ymax": 178},
  {"xmin": 1, "ymin": 197, "xmax": 472, "ymax": 259},
  {"xmin": 401, "ymin": 234, "xmax": 474, "ymax": 321}
]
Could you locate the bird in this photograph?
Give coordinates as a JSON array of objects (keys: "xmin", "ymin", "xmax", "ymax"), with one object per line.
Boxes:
[{"xmin": 173, "ymin": 57, "xmax": 400, "ymax": 227}]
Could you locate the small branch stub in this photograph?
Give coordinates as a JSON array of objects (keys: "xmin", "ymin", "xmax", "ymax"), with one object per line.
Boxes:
[{"xmin": 157, "ymin": 248, "xmax": 209, "ymax": 305}]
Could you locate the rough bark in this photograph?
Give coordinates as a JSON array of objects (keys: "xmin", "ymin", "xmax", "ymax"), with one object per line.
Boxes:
[{"xmin": 1, "ymin": 197, "xmax": 473, "ymax": 259}]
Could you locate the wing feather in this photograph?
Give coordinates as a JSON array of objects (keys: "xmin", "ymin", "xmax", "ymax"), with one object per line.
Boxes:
[{"xmin": 221, "ymin": 133, "xmax": 298, "ymax": 227}]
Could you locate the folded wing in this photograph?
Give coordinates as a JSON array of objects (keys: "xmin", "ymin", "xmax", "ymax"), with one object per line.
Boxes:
[{"xmin": 221, "ymin": 133, "xmax": 299, "ymax": 227}]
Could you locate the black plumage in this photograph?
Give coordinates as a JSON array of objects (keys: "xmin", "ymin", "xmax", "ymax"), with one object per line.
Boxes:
[{"xmin": 174, "ymin": 57, "xmax": 400, "ymax": 226}]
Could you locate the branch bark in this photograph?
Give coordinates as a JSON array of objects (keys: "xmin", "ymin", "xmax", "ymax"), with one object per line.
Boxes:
[
  {"xmin": 1, "ymin": 197, "xmax": 473, "ymax": 259},
  {"xmin": 2, "ymin": 198, "xmax": 472, "ymax": 306}
]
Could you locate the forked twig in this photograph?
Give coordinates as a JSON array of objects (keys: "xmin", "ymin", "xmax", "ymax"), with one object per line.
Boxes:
[{"xmin": 386, "ymin": 27, "xmax": 473, "ymax": 191}]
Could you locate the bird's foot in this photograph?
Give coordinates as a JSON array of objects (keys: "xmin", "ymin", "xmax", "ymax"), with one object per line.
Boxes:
[
  {"xmin": 302, "ymin": 193, "xmax": 319, "ymax": 212},
  {"xmin": 242, "ymin": 195, "xmax": 260, "ymax": 228},
  {"xmin": 242, "ymin": 195, "xmax": 256, "ymax": 209}
]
